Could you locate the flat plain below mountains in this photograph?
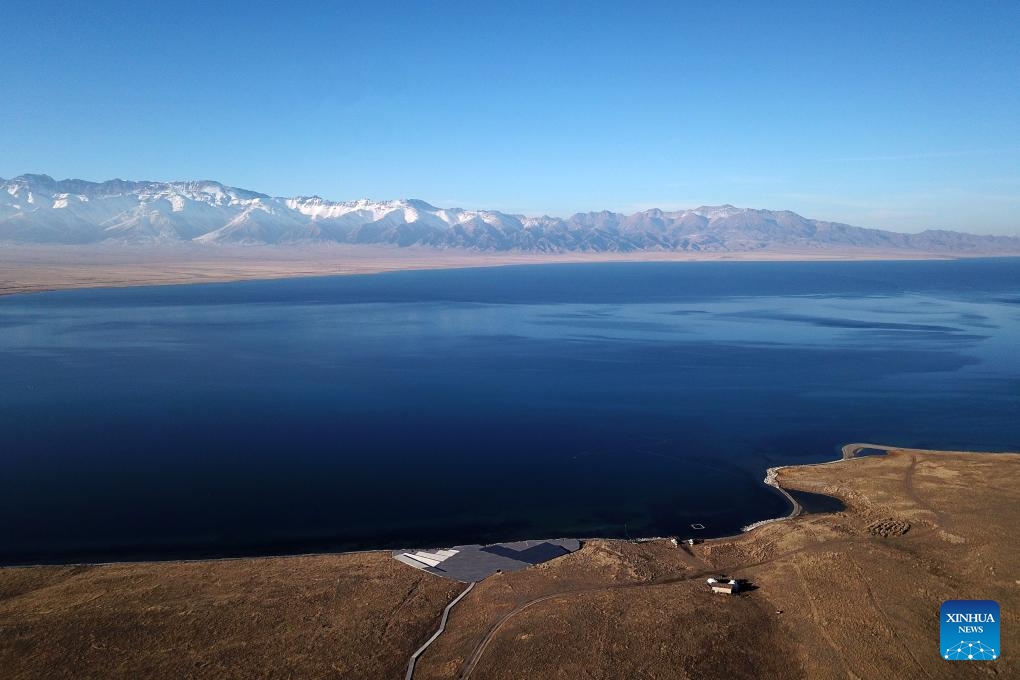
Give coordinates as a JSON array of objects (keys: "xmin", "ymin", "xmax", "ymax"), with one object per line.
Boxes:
[{"xmin": 0, "ymin": 243, "xmax": 958, "ymax": 297}]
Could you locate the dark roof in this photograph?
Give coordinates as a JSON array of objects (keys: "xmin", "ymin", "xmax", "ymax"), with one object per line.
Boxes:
[
  {"xmin": 481, "ymin": 542, "xmax": 570, "ymax": 563},
  {"xmin": 394, "ymin": 538, "xmax": 581, "ymax": 582}
]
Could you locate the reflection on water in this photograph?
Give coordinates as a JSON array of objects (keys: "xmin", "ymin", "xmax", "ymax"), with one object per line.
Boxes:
[{"xmin": 0, "ymin": 259, "xmax": 1018, "ymax": 564}]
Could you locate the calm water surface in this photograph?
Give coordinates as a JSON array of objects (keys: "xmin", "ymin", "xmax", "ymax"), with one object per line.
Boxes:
[{"xmin": 1, "ymin": 259, "xmax": 1018, "ymax": 564}]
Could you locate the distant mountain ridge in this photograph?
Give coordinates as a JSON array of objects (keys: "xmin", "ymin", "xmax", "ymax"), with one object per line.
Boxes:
[{"xmin": 2, "ymin": 174, "xmax": 1018, "ymax": 254}]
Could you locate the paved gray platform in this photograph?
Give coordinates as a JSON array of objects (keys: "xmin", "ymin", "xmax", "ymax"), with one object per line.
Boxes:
[{"xmin": 393, "ymin": 538, "xmax": 581, "ymax": 582}]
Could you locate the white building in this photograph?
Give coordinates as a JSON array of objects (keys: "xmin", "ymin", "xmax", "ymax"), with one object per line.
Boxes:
[{"xmin": 706, "ymin": 578, "xmax": 739, "ymax": 595}]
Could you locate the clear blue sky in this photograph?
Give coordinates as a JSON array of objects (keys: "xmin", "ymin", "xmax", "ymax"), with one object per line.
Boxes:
[{"xmin": 1, "ymin": 1, "xmax": 1018, "ymax": 233}]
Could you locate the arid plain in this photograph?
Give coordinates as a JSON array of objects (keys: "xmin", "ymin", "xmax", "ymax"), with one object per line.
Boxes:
[
  {"xmin": 0, "ymin": 244, "xmax": 952, "ymax": 297},
  {"xmin": 2, "ymin": 446, "xmax": 1016, "ymax": 679}
]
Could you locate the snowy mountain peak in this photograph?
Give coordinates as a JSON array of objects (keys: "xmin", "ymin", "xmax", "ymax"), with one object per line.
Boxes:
[
  {"xmin": 692, "ymin": 204, "xmax": 743, "ymax": 219},
  {"xmin": 0, "ymin": 174, "xmax": 1016, "ymax": 253}
]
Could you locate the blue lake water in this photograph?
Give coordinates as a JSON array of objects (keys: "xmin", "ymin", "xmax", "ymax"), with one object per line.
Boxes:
[{"xmin": 1, "ymin": 258, "xmax": 1019, "ymax": 564}]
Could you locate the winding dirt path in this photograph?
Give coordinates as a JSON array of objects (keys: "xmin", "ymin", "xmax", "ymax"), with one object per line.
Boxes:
[
  {"xmin": 456, "ymin": 533, "xmax": 861, "ymax": 678},
  {"xmin": 448, "ymin": 443, "xmax": 997, "ymax": 678},
  {"xmin": 408, "ymin": 582, "xmax": 476, "ymax": 680}
]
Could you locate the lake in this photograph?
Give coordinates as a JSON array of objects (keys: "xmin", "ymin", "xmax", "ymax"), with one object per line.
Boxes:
[{"xmin": 1, "ymin": 258, "xmax": 1018, "ymax": 564}]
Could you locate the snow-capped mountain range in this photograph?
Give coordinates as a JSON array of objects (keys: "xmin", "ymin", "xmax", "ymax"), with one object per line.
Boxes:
[{"xmin": 2, "ymin": 174, "xmax": 1018, "ymax": 253}]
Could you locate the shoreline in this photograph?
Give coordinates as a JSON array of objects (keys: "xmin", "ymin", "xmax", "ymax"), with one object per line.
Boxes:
[
  {"xmin": 740, "ymin": 442, "xmax": 895, "ymax": 532},
  {"xmin": 0, "ymin": 244, "xmax": 982, "ymax": 298},
  {"xmin": 6, "ymin": 442, "xmax": 1017, "ymax": 678},
  {"xmin": 1, "ymin": 441, "xmax": 998, "ymax": 571}
]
